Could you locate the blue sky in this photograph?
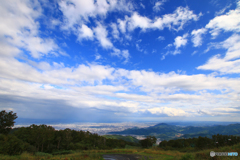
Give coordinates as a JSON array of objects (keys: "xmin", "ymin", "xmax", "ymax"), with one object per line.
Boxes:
[{"xmin": 0, "ymin": 0, "xmax": 240, "ymax": 124}]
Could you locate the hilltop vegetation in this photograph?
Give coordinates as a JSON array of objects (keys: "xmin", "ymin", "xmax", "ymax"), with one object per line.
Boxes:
[
  {"xmin": 102, "ymin": 135, "xmax": 139, "ymax": 143},
  {"xmin": 0, "ymin": 124, "xmax": 139, "ymax": 155},
  {"xmin": 0, "ymin": 110, "xmax": 140, "ymax": 156},
  {"xmin": 1, "ymin": 110, "xmax": 240, "ymax": 160}
]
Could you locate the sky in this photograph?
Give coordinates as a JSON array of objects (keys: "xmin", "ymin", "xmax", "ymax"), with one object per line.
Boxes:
[{"xmin": 0, "ymin": 0, "xmax": 240, "ymax": 124}]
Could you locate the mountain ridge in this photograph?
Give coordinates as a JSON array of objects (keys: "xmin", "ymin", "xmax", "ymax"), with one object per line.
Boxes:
[{"xmin": 108, "ymin": 123, "xmax": 240, "ymax": 140}]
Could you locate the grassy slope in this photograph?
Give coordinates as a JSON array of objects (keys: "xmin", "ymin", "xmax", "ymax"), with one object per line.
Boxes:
[{"xmin": 0, "ymin": 143, "xmax": 239, "ymax": 160}]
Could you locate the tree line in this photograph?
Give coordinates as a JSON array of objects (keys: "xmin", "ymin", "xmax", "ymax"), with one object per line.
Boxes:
[
  {"xmin": 0, "ymin": 110, "xmax": 139, "ymax": 155},
  {"xmin": 159, "ymin": 134, "xmax": 240, "ymax": 150},
  {"xmin": 1, "ymin": 110, "xmax": 240, "ymax": 155}
]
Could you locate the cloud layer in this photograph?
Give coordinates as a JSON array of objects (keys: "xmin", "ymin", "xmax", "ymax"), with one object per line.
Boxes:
[{"xmin": 0, "ymin": 0, "xmax": 240, "ymax": 123}]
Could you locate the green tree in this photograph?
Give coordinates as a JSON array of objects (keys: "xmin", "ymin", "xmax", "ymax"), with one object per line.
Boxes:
[
  {"xmin": 140, "ymin": 136, "xmax": 157, "ymax": 148},
  {"xmin": 0, "ymin": 134, "xmax": 24, "ymax": 155},
  {"xmin": 159, "ymin": 140, "xmax": 168, "ymax": 147},
  {"xmin": 0, "ymin": 110, "xmax": 18, "ymax": 135}
]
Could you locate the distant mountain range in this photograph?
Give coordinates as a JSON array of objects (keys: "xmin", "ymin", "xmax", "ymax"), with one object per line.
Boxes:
[{"xmin": 108, "ymin": 123, "xmax": 240, "ymax": 140}]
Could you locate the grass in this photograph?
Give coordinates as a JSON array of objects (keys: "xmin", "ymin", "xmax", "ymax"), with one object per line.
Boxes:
[{"xmin": 0, "ymin": 143, "xmax": 239, "ymax": 160}]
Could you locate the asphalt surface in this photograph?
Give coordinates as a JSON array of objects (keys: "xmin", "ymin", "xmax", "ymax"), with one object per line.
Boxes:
[{"xmin": 102, "ymin": 154, "xmax": 149, "ymax": 160}]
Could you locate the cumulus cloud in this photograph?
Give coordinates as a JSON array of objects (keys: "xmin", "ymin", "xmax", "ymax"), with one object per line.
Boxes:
[
  {"xmin": 1, "ymin": 0, "xmax": 240, "ymax": 122},
  {"xmin": 116, "ymin": 69, "xmax": 240, "ymax": 92},
  {"xmin": 147, "ymin": 107, "xmax": 188, "ymax": 117},
  {"xmin": 197, "ymin": 34, "xmax": 240, "ymax": 74},
  {"xmin": 118, "ymin": 6, "xmax": 201, "ymax": 32},
  {"xmin": 58, "ymin": 0, "xmax": 134, "ymax": 62},
  {"xmin": 94, "ymin": 23, "xmax": 113, "ymax": 49},
  {"xmin": 0, "ymin": 57, "xmax": 115, "ymax": 85},
  {"xmin": 58, "ymin": 0, "xmax": 133, "ymax": 30},
  {"xmin": 152, "ymin": 6, "xmax": 201, "ymax": 31},
  {"xmin": 206, "ymin": 2, "xmax": 240, "ymax": 37},
  {"xmin": 77, "ymin": 24, "xmax": 94, "ymax": 40},
  {"xmin": 128, "ymin": 12, "xmax": 152, "ymax": 31},
  {"xmin": 117, "ymin": 16, "xmax": 128, "ymax": 33},
  {"xmin": 174, "ymin": 33, "xmax": 188, "ymax": 48},
  {"xmin": 1, "ymin": 51, "xmax": 240, "ymax": 120},
  {"xmin": 0, "ymin": 0, "xmax": 63, "ymax": 59},
  {"xmin": 191, "ymin": 28, "xmax": 207, "ymax": 47}
]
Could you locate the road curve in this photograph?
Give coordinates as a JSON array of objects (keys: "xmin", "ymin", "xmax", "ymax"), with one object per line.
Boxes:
[{"xmin": 102, "ymin": 154, "xmax": 148, "ymax": 160}]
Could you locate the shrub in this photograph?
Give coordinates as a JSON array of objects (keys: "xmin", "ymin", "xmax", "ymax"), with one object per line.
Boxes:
[{"xmin": 0, "ymin": 134, "xmax": 25, "ymax": 155}]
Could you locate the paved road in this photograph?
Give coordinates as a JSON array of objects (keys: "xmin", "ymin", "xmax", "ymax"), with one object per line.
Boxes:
[{"xmin": 103, "ymin": 154, "xmax": 149, "ymax": 160}]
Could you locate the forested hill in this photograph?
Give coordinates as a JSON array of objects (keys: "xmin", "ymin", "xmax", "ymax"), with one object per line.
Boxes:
[
  {"xmin": 109, "ymin": 123, "xmax": 240, "ymax": 140},
  {"xmin": 102, "ymin": 135, "xmax": 139, "ymax": 143},
  {"xmin": 1, "ymin": 124, "xmax": 140, "ymax": 154}
]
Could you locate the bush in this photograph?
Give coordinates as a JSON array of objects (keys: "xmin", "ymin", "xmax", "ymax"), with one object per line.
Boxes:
[{"xmin": 0, "ymin": 134, "xmax": 25, "ymax": 155}]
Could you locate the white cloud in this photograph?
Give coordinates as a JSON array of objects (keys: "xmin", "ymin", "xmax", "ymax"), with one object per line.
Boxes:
[
  {"xmin": 191, "ymin": 28, "xmax": 207, "ymax": 47},
  {"xmin": 24, "ymin": 37, "xmax": 60, "ymax": 58},
  {"xmin": 95, "ymin": 53, "xmax": 102, "ymax": 60},
  {"xmin": 197, "ymin": 34, "xmax": 240, "ymax": 74},
  {"xmin": 152, "ymin": 6, "xmax": 201, "ymax": 31},
  {"xmin": 165, "ymin": 44, "xmax": 173, "ymax": 48},
  {"xmin": 1, "ymin": 0, "xmax": 240, "ymax": 121},
  {"xmin": 50, "ymin": 19, "xmax": 61, "ymax": 28},
  {"xmin": 215, "ymin": 3, "xmax": 232, "ymax": 16},
  {"xmin": 153, "ymin": 0, "xmax": 167, "ymax": 12},
  {"xmin": 111, "ymin": 48, "xmax": 130, "ymax": 63},
  {"xmin": 140, "ymin": 3, "xmax": 145, "ymax": 9},
  {"xmin": 118, "ymin": 6, "xmax": 201, "ymax": 33},
  {"xmin": 198, "ymin": 54, "xmax": 240, "ymax": 74},
  {"xmin": 115, "ymin": 69, "xmax": 240, "ymax": 93},
  {"xmin": 1, "ymin": 51, "xmax": 240, "ymax": 119},
  {"xmin": 128, "ymin": 12, "xmax": 152, "ymax": 31},
  {"xmin": 206, "ymin": 2, "xmax": 240, "ymax": 37},
  {"xmin": 0, "ymin": 57, "xmax": 115, "ymax": 85},
  {"xmin": 136, "ymin": 44, "xmax": 143, "ymax": 52},
  {"xmin": 174, "ymin": 33, "xmax": 188, "ymax": 48},
  {"xmin": 59, "ymin": 0, "xmax": 133, "ymax": 30},
  {"xmin": 28, "ymin": 60, "xmax": 52, "ymax": 71},
  {"xmin": 122, "ymin": 50, "xmax": 130, "ymax": 64},
  {"xmin": 77, "ymin": 24, "xmax": 94, "ymax": 40},
  {"xmin": 161, "ymin": 49, "xmax": 181, "ymax": 60},
  {"xmin": 58, "ymin": 0, "xmax": 95, "ymax": 30},
  {"xmin": 0, "ymin": 0, "xmax": 64, "ymax": 59},
  {"xmin": 110, "ymin": 23, "xmax": 120, "ymax": 39},
  {"xmin": 157, "ymin": 36, "xmax": 165, "ymax": 41},
  {"xmin": 94, "ymin": 23, "xmax": 113, "ymax": 49},
  {"xmin": 117, "ymin": 16, "xmax": 128, "ymax": 33},
  {"xmin": 191, "ymin": 51, "xmax": 198, "ymax": 55},
  {"xmin": 147, "ymin": 107, "xmax": 188, "ymax": 117},
  {"xmin": 0, "ymin": 42, "xmax": 21, "ymax": 58}
]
